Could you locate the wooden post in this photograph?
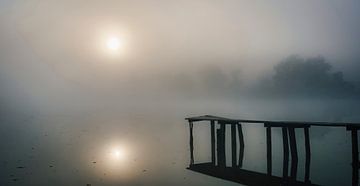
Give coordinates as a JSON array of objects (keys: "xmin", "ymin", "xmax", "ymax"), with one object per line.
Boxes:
[
  {"xmin": 288, "ymin": 127, "xmax": 298, "ymax": 181},
  {"xmin": 217, "ymin": 123, "xmax": 226, "ymax": 168},
  {"xmin": 304, "ymin": 127, "xmax": 311, "ymax": 183},
  {"xmin": 282, "ymin": 127, "xmax": 289, "ymax": 179},
  {"xmin": 238, "ymin": 123, "xmax": 245, "ymax": 168},
  {"xmin": 231, "ymin": 124, "xmax": 237, "ymax": 167},
  {"xmin": 351, "ymin": 129, "xmax": 359, "ymax": 186},
  {"xmin": 266, "ymin": 126, "xmax": 272, "ymax": 175},
  {"xmin": 211, "ymin": 120, "xmax": 216, "ymax": 166},
  {"xmin": 221, "ymin": 123, "xmax": 226, "ymax": 168},
  {"xmin": 217, "ymin": 128, "xmax": 221, "ymax": 166},
  {"xmin": 189, "ymin": 121, "xmax": 194, "ymax": 166}
]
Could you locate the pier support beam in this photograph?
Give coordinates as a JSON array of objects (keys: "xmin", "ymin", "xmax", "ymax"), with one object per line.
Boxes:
[
  {"xmin": 217, "ymin": 123, "xmax": 226, "ymax": 168},
  {"xmin": 189, "ymin": 121, "xmax": 194, "ymax": 166},
  {"xmin": 351, "ymin": 129, "xmax": 359, "ymax": 186},
  {"xmin": 346, "ymin": 126, "xmax": 359, "ymax": 186},
  {"xmin": 288, "ymin": 127, "xmax": 298, "ymax": 181},
  {"xmin": 238, "ymin": 123, "xmax": 245, "ymax": 168},
  {"xmin": 211, "ymin": 121, "xmax": 216, "ymax": 166},
  {"xmin": 266, "ymin": 126, "xmax": 272, "ymax": 176},
  {"xmin": 282, "ymin": 127, "xmax": 289, "ymax": 179},
  {"xmin": 231, "ymin": 124, "xmax": 237, "ymax": 167},
  {"xmin": 304, "ymin": 127, "xmax": 311, "ymax": 183}
]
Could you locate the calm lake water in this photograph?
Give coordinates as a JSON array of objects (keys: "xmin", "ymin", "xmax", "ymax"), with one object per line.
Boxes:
[{"xmin": 0, "ymin": 99, "xmax": 358, "ymax": 185}]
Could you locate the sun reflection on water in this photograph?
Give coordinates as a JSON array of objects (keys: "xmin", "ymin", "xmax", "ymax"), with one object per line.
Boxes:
[{"xmin": 85, "ymin": 140, "xmax": 142, "ymax": 183}]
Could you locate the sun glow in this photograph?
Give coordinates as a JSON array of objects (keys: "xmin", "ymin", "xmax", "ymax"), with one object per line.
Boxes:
[
  {"xmin": 94, "ymin": 25, "xmax": 130, "ymax": 58},
  {"xmin": 110, "ymin": 147, "xmax": 127, "ymax": 161},
  {"xmin": 106, "ymin": 37, "xmax": 122, "ymax": 51}
]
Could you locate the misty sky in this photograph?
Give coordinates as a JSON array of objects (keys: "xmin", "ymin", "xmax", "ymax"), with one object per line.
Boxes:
[{"xmin": 1, "ymin": 1, "xmax": 360, "ymax": 186}]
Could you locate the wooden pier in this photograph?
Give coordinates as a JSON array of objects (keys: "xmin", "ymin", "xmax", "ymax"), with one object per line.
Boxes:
[{"xmin": 185, "ymin": 115, "xmax": 360, "ymax": 186}]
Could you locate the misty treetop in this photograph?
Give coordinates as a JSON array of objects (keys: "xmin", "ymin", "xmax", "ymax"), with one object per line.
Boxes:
[{"xmin": 270, "ymin": 56, "xmax": 357, "ymax": 98}]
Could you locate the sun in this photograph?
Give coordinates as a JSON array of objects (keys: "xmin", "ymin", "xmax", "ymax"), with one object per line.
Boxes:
[
  {"xmin": 106, "ymin": 36, "xmax": 122, "ymax": 51},
  {"xmin": 111, "ymin": 147, "xmax": 126, "ymax": 160}
]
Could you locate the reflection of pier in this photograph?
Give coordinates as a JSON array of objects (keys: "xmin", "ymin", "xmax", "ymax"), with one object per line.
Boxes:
[{"xmin": 185, "ymin": 115, "xmax": 360, "ymax": 186}]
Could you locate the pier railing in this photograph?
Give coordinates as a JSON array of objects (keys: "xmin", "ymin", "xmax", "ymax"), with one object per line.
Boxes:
[{"xmin": 185, "ymin": 115, "xmax": 360, "ymax": 186}]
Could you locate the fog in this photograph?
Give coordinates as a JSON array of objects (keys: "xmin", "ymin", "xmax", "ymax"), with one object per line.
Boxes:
[{"xmin": 1, "ymin": 0, "xmax": 360, "ymax": 185}]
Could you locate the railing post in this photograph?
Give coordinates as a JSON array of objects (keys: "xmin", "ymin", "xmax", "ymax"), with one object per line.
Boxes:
[
  {"xmin": 282, "ymin": 127, "xmax": 289, "ymax": 180},
  {"xmin": 238, "ymin": 123, "xmax": 245, "ymax": 168},
  {"xmin": 189, "ymin": 121, "xmax": 194, "ymax": 166},
  {"xmin": 351, "ymin": 128, "xmax": 359, "ymax": 186},
  {"xmin": 231, "ymin": 123, "xmax": 237, "ymax": 167},
  {"xmin": 288, "ymin": 127, "xmax": 298, "ymax": 181},
  {"xmin": 266, "ymin": 125, "xmax": 272, "ymax": 176},
  {"xmin": 211, "ymin": 120, "xmax": 216, "ymax": 166},
  {"xmin": 304, "ymin": 127, "xmax": 311, "ymax": 183},
  {"xmin": 217, "ymin": 122, "xmax": 226, "ymax": 168}
]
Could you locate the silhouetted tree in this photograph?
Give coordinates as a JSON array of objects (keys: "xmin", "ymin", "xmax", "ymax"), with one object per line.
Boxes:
[{"xmin": 272, "ymin": 55, "xmax": 356, "ymax": 98}]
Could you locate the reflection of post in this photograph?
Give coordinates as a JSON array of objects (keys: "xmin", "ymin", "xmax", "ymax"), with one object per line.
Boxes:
[
  {"xmin": 211, "ymin": 121, "xmax": 216, "ymax": 166},
  {"xmin": 288, "ymin": 127, "xmax": 298, "ymax": 181},
  {"xmin": 238, "ymin": 123, "xmax": 245, "ymax": 168},
  {"xmin": 189, "ymin": 121, "xmax": 194, "ymax": 166},
  {"xmin": 282, "ymin": 127, "xmax": 289, "ymax": 179},
  {"xmin": 304, "ymin": 127, "xmax": 311, "ymax": 183},
  {"xmin": 351, "ymin": 128, "xmax": 359, "ymax": 186},
  {"xmin": 266, "ymin": 126, "xmax": 272, "ymax": 175},
  {"xmin": 231, "ymin": 124, "xmax": 237, "ymax": 167}
]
